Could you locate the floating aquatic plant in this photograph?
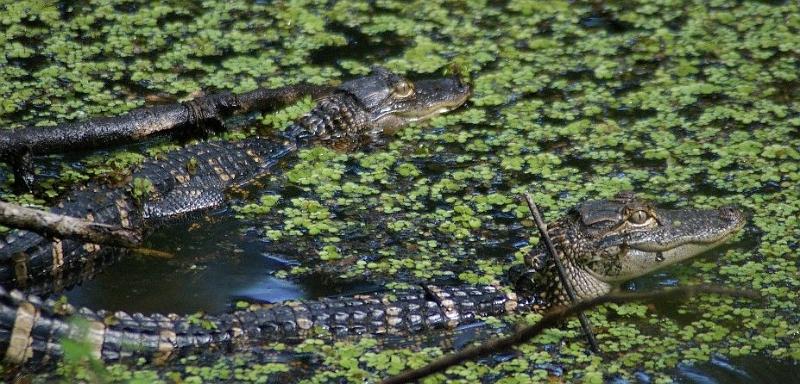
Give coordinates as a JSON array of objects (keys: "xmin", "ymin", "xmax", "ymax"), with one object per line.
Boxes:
[{"xmin": 2, "ymin": 0, "xmax": 799, "ymax": 382}]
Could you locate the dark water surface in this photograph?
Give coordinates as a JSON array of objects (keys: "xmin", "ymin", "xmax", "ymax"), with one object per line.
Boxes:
[
  {"xmin": 65, "ymin": 209, "xmax": 378, "ymax": 314},
  {"xmin": 675, "ymin": 355, "xmax": 800, "ymax": 384}
]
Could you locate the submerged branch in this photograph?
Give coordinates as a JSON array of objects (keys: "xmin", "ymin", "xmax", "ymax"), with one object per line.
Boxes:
[
  {"xmin": 0, "ymin": 200, "xmax": 141, "ymax": 248},
  {"xmin": 381, "ymin": 285, "xmax": 760, "ymax": 384}
]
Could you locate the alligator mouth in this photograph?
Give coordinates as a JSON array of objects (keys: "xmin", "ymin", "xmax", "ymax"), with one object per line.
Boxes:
[
  {"xmin": 627, "ymin": 205, "xmax": 747, "ymax": 252},
  {"xmin": 591, "ymin": 205, "xmax": 747, "ymax": 283},
  {"xmin": 399, "ymin": 100, "xmax": 468, "ymax": 122},
  {"xmin": 397, "ymin": 81, "xmax": 472, "ymax": 121},
  {"xmin": 374, "ymin": 77, "xmax": 471, "ymax": 132}
]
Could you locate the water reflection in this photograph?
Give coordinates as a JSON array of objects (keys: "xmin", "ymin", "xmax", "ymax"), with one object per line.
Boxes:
[{"xmin": 676, "ymin": 355, "xmax": 800, "ymax": 384}]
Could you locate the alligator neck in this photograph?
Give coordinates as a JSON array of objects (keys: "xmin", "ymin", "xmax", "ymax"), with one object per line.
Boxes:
[{"xmin": 522, "ymin": 222, "xmax": 612, "ymax": 307}]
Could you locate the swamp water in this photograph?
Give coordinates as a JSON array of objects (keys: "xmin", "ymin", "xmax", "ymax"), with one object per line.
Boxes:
[{"xmin": 1, "ymin": 0, "xmax": 799, "ymax": 382}]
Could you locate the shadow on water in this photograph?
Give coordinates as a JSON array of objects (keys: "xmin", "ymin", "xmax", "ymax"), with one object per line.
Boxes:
[{"xmin": 309, "ymin": 23, "xmax": 407, "ymax": 70}]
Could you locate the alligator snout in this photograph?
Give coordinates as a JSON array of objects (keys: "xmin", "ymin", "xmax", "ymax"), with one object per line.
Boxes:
[
  {"xmin": 718, "ymin": 205, "xmax": 745, "ymax": 223},
  {"xmin": 453, "ymin": 76, "xmax": 472, "ymax": 97}
]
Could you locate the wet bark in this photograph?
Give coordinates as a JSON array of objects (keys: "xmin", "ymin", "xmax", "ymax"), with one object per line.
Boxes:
[{"xmin": 0, "ymin": 200, "xmax": 141, "ymax": 248}]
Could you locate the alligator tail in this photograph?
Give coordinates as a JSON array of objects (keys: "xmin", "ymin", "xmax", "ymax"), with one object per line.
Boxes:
[{"xmin": 0, "ymin": 285, "xmax": 525, "ymax": 369}]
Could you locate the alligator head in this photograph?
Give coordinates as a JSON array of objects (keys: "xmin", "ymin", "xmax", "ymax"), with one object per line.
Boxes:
[
  {"xmin": 515, "ymin": 192, "xmax": 746, "ymax": 305},
  {"xmin": 290, "ymin": 67, "xmax": 471, "ymax": 149}
]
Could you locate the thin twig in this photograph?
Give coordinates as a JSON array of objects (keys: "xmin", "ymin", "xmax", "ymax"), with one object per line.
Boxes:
[
  {"xmin": 131, "ymin": 247, "xmax": 174, "ymax": 259},
  {"xmin": 523, "ymin": 193, "xmax": 600, "ymax": 353},
  {"xmin": 380, "ymin": 285, "xmax": 760, "ymax": 384},
  {"xmin": 0, "ymin": 200, "xmax": 141, "ymax": 248}
]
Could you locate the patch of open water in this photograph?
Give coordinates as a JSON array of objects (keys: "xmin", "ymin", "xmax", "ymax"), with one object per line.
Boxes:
[{"xmin": 65, "ymin": 209, "xmax": 378, "ymax": 314}]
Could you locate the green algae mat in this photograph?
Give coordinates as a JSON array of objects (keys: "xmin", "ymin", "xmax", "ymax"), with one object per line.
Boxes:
[{"xmin": 1, "ymin": 1, "xmax": 799, "ymax": 382}]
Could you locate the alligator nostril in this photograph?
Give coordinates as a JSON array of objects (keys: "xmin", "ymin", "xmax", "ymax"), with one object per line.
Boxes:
[{"xmin": 718, "ymin": 205, "xmax": 742, "ymax": 221}]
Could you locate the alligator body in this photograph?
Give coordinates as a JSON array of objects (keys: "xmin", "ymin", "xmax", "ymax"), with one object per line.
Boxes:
[
  {"xmin": 0, "ymin": 194, "xmax": 745, "ymax": 368},
  {"xmin": 0, "ymin": 68, "xmax": 470, "ymax": 294}
]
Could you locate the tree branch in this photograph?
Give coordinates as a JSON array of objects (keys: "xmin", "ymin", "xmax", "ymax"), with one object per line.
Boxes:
[
  {"xmin": 380, "ymin": 285, "xmax": 760, "ymax": 384},
  {"xmin": 523, "ymin": 193, "xmax": 600, "ymax": 353},
  {"xmin": 0, "ymin": 200, "xmax": 141, "ymax": 248},
  {"xmin": 0, "ymin": 83, "xmax": 333, "ymax": 192}
]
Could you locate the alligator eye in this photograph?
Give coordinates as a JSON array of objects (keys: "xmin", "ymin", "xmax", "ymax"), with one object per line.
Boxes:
[
  {"xmin": 393, "ymin": 81, "xmax": 414, "ymax": 97},
  {"xmin": 628, "ymin": 210, "xmax": 649, "ymax": 225}
]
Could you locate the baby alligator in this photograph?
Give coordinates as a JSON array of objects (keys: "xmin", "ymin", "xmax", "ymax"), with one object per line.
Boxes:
[
  {"xmin": 0, "ymin": 193, "xmax": 745, "ymax": 368},
  {"xmin": 0, "ymin": 68, "xmax": 470, "ymax": 294}
]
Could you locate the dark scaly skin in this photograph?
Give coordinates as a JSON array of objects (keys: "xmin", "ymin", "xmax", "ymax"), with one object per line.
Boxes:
[
  {"xmin": 0, "ymin": 193, "xmax": 745, "ymax": 369},
  {"xmin": 0, "ymin": 139, "xmax": 289, "ymax": 294},
  {"xmin": 0, "ymin": 284, "xmax": 523, "ymax": 368},
  {"xmin": 0, "ymin": 68, "xmax": 471, "ymax": 294}
]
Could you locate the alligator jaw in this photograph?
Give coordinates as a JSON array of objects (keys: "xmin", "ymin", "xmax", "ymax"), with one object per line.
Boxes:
[
  {"xmin": 627, "ymin": 205, "xmax": 746, "ymax": 251},
  {"xmin": 590, "ymin": 202, "xmax": 746, "ymax": 283},
  {"xmin": 601, "ymin": 205, "xmax": 746, "ymax": 281},
  {"xmin": 371, "ymin": 76, "xmax": 471, "ymax": 134}
]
